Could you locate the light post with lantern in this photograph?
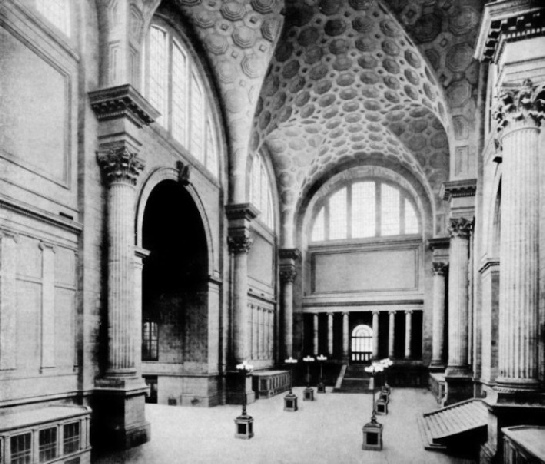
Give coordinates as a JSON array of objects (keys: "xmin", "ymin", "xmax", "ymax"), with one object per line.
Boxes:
[
  {"xmin": 284, "ymin": 357, "xmax": 298, "ymax": 411},
  {"xmin": 302, "ymin": 355, "xmax": 315, "ymax": 401},
  {"xmin": 234, "ymin": 361, "xmax": 254, "ymax": 439},
  {"xmin": 362, "ymin": 361, "xmax": 384, "ymax": 450},
  {"xmin": 316, "ymin": 354, "xmax": 327, "ymax": 393}
]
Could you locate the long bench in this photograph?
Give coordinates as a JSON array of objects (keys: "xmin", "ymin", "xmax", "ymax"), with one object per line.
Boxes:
[{"xmin": 252, "ymin": 370, "xmax": 290, "ymax": 399}]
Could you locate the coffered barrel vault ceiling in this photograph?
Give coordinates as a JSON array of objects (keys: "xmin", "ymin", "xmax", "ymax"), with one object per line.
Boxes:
[
  {"xmin": 250, "ymin": 0, "xmax": 482, "ymax": 235},
  {"xmin": 167, "ymin": 0, "xmax": 482, "ymax": 233}
]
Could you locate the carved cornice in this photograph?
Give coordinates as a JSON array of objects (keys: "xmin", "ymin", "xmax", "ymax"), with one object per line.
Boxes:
[
  {"xmin": 476, "ymin": 1, "xmax": 545, "ymax": 62},
  {"xmin": 432, "ymin": 262, "xmax": 448, "ymax": 275},
  {"xmin": 227, "ymin": 235, "xmax": 253, "ymax": 254},
  {"xmin": 494, "ymin": 79, "xmax": 545, "ymax": 136},
  {"xmin": 427, "ymin": 237, "xmax": 450, "ymax": 251},
  {"xmin": 89, "ymin": 84, "xmax": 160, "ymax": 127},
  {"xmin": 97, "ymin": 146, "xmax": 145, "ymax": 186},
  {"xmin": 225, "ymin": 203, "xmax": 259, "ymax": 221},
  {"xmin": 441, "ymin": 179, "xmax": 477, "ymax": 202},
  {"xmin": 448, "ymin": 217, "xmax": 473, "ymax": 238},
  {"xmin": 279, "ymin": 248, "xmax": 301, "ymax": 261}
]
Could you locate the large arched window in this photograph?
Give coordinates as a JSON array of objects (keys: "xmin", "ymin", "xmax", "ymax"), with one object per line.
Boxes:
[
  {"xmin": 36, "ymin": 0, "xmax": 71, "ymax": 36},
  {"xmin": 250, "ymin": 152, "xmax": 274, "ymax": 229},
  {"xmin": 311, "ymin": 180, "xmax": 420, "ymax": 242},
  {"xmin": 143, "ymin": 19, "xmax": 219, "ymax": 178}
]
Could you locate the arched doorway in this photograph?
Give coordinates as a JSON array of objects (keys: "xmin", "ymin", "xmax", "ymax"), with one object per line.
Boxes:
[
  {"xmin": 141, "ymin": 179, "xmax": 209, "ymax": 405},
  {"xmin": 351, "ymin": 325, "xmax": 373, "ymax": 364}
]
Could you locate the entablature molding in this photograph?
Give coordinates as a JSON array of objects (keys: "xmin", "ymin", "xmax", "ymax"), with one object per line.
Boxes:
[
  {"xmin": 89, "ymin": 84, "xmax": 160, "ymax": 128},
  {"xmin": 299, "ymin": 303, "xmax": 423, "ymax": 314},
  {"xmin": 441, "ymin": 179, "xmax": 477, "ymax": 202},
  {"xmin": 476, "ymin": 1, "xmax": 545, "ymax": 62}
]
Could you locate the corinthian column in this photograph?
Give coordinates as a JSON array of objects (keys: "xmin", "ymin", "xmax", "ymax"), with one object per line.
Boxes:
[
  {"xmin": 327, "ymin": 313, "xmax": 333, "ymax": 357},
  {"xmin": 388, "ymin": 311, "xmax": 395, "ymax": 359},
  {"xmin": 372, "ymin": 311, "xmax": 380, "ymax": 360},
  {"xmin": 226, "ymin": 204, "xmax": 258, "ymax": 365},
  {"xmin": 312, "ymin": 313, "xmax": 319, "ymax": 355},
  {"xmin": 342, "ymin": 312, "xmax": 349, "ymax": 362},
  {"xmin": 279, "ymin": 249, "xmax": 300, "ymax": 360},
  {"xmin": 446, "ymin": 218, "xmax": 472, "ymax": 377},
  {"xmin": 494, "ymin": 79, "xmax": 544, "ymax": 392},
  {"xmin": 431, "ymin": 262, "xmax": 447, "ymax": 368},
  {"xmin": 98, "ymin": 147, "xmax": 145, "ymax": 376},
  {"xmin": 404, "ymin": 310, "xmax": 413, "ymax": 360}
]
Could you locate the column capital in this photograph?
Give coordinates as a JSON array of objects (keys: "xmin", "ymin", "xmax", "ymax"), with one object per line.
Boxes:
[
  {"xmin": 279, "ymin": 265, "xmax": 297, "ymax": 284},
  {"xmin": 89, "ymin": 84, "xmax": 160, "ymax": 128},
  {"xmin": 432, "ymin": 262, "xmax": 448, "ymax": 275},
  {"xmin": 448, "ymin": 217, "xmax": 473, "ymax": 238},
  {"xmin": 326, "ymin": 312, "xmax": 334, "ymax": 317},
  {"xmin": 405, "ymin": 310, "xmax": 413, "ymax": 315},
  {"xmin": 98, "ymin": 145, "xmax": 145, "ymax": 186},
  {"xmin": 494, "ymin": 79, "xmax": 545, "ymax": 136},
  {"xmin": 389, "ymin": 310, "xmax": 396, "ymax": 316},
  {"xmin": 342, "ymin": 311, "xmax": 349, "ymax": 317},
  {"xmin": 227, "ymin": 235, "xmax": 253, "ymax": 254},
  {"xmin": 372, "ymin": 311, "xmax": 380, "ymax": 317}
]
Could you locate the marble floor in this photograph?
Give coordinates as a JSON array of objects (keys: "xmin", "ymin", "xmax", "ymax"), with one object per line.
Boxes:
[{"xmin": 93, "ymin": 387, "xmax": 474, "ymax": 464}]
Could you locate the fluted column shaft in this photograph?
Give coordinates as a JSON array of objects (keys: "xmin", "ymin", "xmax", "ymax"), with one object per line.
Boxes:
[
  {"xmin": 342, "ymin": 312, "xmax": 349, "ymax": 361},
  {"xmin": 327, "ymin": 313, "xmax": 333, "ymax": 357},
  {"xmin": 312, "ymin": 313, "xmax": 319, "ymax": 354},
  {"xmin": 447, "ymin": 218, "xmax": 472, "ymax": 375},
  {"xmin": 279, "ymin": 249, "xmax": 299, "ymax": 360},
  {"xmin": 388, "ymin": 311, "xmax": 395, "ymax": 359},
  {"xmin": 372, "ymin": 311, "xmax": 380, "ymax": 359},
  {"xmin": 227, "ymin": 204, "xmax": 258, "ymax": 364},
  {"xmin": 431, "ymin": 263, "xmax": 447, "ymax": 367},
  {"xmin": 98, "ymin": 149, "xmax": 145, "ymax": 377},
  {"xmin": 496, "ymin": 99, "xmax": 542, "ymax": 390},
  {"xmin": 405, "ymin": 310, "xmax": 413, "ymax": 359}
]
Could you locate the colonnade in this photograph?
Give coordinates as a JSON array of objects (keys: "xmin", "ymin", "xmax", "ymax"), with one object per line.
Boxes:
[{"xmin": 304, "ymin": 310, "xmax": 418, "ymax": 361}]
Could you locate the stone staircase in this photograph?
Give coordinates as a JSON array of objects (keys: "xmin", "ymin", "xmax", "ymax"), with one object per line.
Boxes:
[{"xmin": 333, "ymin": 364, "xmax": 374, "ymax": 393}]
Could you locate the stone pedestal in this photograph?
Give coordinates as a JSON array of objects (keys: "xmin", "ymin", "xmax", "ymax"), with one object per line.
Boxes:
[
  {"xmin": 234, "ymin": 414, "xmax": 254, "ymax": 439},
  {"xmin": 283, "ymin": 393, "xmax": 298, "ymax": 412},
  {"xmin": 362, "ymin": 421, "xmax": 383, "ymax": 451},
  {"xmin": 376, "ymin": 399, "xmax": 388, "ymax": 415},
  {"xmin": 303, "ymin": 387, "xmax": 315, "ymax": 401}
]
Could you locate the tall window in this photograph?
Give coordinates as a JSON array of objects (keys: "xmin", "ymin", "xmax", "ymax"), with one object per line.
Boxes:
[
  {"xmin": 10, "ymin": 433, "xmax": 31, "ymax": 464},
  {"xmin": 36, "ymin": 0, "xmax": 70, "ymax": 36},
  {"xmin": 38, "ymin": 428, "xmax": 57, "ymax": 463},
  {"xmin": 142, "ymin": 320, "xmax": 158, "ymax": 361},
  {"xmin": 250, "ymin": 152, "xmax": 274, "ymax": 229},
  {"xmin": 143, "ymin": 20, "xmax": 219, "ymax": 178},
  {"xmin": 311, "ymin": 180, "xmax": 420, "ymax": 242},
  {"xmin": 63, "ymin": 422, "xmax": 80, "ymax": 455}
]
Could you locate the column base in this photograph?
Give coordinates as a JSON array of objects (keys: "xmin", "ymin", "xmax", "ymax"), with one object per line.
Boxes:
[
  {"xmin": 444, "ymin": 369, "xmax": 473, "ymax": 406},
  {"xmin": 92, "ymin": 376, "xmax": 150, "ymax": 451},
  {"xmin": 481, "ymin": 389, "xmax": 545, "ymax": 463},
  {"xmin": 225, "ymin": 371, "xmax": 256, "ymax": 405}
]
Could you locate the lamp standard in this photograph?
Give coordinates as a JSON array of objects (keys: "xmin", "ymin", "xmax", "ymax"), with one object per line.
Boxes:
[
  {"xmin": 379, "ymin": 358, "xmax": 393, "ymax": 394},
  {"xmin": 284, "ymin": 357, "xmax": 298, "ymax": 411},
  {"xmin": 302, "ymin": 355, "xmax": 315, "ymax": 401},
  {"xmin": 316, "ymin": 354, "xmax": 327, "ymax": 393},
  {"xmin": 364, "ymin": 362, "xmax": 384, "ymax": 423},
  {"xmin": 362, "ymin": 361, "xmax": 385, "ymax": 451},
  {"xmin": 234, "ymin": 361, "xmax": 254, "ymax": 439}
]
